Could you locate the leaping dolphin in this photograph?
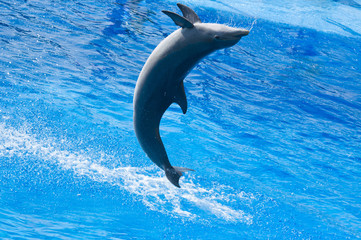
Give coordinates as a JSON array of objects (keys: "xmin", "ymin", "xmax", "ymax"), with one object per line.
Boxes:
[{"xmin": 133, "ymin": 3, "xmax": 249, "ymax": 188}]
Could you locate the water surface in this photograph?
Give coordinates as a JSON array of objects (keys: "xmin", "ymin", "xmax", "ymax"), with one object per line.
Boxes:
[{"xmin": 1, "ymin": 0, "xmax": 361, "ymax": 239}]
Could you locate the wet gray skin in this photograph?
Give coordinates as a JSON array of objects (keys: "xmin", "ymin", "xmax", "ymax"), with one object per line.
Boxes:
[{"xmin": 133, "ymin": 3, "xmax": 249, "ymax": 188}]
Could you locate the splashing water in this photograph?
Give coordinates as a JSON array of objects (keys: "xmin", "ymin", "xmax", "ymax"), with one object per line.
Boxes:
[
  {"xmin": 247, "ymin": 19, "xmax": 257, "ymax": 32},
  {"xmin": 0, "ymin": 123, "xmax": 253, "ymax": 224},
  {"xmin": 1, "ymin": 0, "xmax": 361, "ymax": 238}
]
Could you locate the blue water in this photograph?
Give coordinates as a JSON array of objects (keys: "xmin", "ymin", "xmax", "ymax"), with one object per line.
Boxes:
[{"xmin": 1, "ymin": 0, "xmax": 361, "ymax": 239}]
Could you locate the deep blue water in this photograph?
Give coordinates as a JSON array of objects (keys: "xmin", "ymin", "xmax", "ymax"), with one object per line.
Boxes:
[{"xmin": 1, "ymin": 0, "xmax": 361, "ymax": 239}]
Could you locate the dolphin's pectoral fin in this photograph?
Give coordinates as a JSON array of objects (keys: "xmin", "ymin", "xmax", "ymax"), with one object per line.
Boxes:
[
  {"xmin": 177, "ymin": 3, "xmax": 201, "ymax": 24},
  {"xmin": 173, "ymin": 81, "xmax": 187, "ymax": 114},
  {"xmin": 165, "ymin": 166, "xmax": 195, "ymax": 188},
  {"xmin": 162, "ymin": 10, "xmax": 194, "ymax": 28}
]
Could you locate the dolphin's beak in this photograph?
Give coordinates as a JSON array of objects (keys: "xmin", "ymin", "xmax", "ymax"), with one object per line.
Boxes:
[{"xmin": 233, "ymin": 29, "xmax": 250, "ymax": 38}]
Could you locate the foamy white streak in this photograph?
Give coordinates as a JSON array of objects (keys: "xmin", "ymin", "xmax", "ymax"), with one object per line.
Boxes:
[{"xmin": 0, "ymin": 123, "xmax": 253, "ymax": 224}]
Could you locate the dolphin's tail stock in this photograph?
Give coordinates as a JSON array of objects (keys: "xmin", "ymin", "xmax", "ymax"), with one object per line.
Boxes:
[{"xmin": 165, "ymin": 167, "xmax": 194, "ymax": 188}]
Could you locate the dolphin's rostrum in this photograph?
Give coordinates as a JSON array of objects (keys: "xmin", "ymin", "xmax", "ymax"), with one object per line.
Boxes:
[{"xmin": 133, "ymin": 3, "xmax": 249, "ymax": 187}]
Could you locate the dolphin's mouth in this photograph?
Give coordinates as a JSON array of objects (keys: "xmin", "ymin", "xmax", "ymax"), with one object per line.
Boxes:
[{"xmin": 214, "ymin": 29, "xmax": 250, "ymax": 41}]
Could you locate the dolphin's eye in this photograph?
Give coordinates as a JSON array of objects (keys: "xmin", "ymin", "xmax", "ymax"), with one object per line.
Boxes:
[{"xmin": 214, "ymin": 35, "xmax": 221, "ymax": 40}]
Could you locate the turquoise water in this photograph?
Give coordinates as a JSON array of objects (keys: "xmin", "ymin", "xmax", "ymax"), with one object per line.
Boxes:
[{"xmin": 1, "ymin": 0, "xmax": 361, "ymax": 239}]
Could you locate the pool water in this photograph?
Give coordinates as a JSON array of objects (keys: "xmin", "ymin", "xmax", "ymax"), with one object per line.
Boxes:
[{"xmin": 1, "ymin": 0, "xmax": 361, "ymax": 239}]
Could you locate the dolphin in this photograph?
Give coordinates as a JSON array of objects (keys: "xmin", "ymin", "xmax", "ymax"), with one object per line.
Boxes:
[{"xmin": 133, "ymin": 3, "xmax": 249, "ymax": 188}]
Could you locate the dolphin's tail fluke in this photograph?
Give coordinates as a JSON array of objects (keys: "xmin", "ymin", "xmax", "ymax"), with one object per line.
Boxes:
[{"xmin": 165, "ymin": 166, "xmax": 194, "ymax": 188}]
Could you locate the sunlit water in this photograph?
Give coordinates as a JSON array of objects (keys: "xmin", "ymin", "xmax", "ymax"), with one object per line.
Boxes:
[{"xmin": 1, "ymin": 0, "xmax": 361, "ymax": 239}]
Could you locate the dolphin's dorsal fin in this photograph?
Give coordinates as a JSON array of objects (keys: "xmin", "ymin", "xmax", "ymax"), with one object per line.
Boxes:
[
  {"xmin": 162, "ymin": 10, "xmax": 194, "ymax": 28},
  {"xmin": 173, "ymin": 81, "xmax": 187, "ymax": 114},
  {"xmin": 177, "ymin": 3, "xmax": 201, "ymax": 24}
]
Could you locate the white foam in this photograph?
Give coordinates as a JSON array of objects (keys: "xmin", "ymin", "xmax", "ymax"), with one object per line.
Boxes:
[{"xmin": 0, "ymin": 123, "xmax": 253, "ymax": 224}]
